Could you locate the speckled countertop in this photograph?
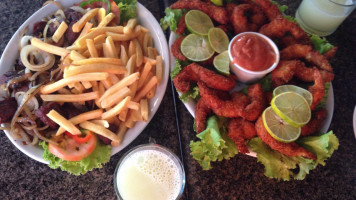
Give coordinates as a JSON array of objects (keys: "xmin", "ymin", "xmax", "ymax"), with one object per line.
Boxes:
[{"xmin": 1, "ymin": 0, "xmax": 356, "ymax": 199}]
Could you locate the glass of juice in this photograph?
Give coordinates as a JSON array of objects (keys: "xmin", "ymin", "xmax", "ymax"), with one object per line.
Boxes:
[
  {"xmin": 296, "ymin": 0, "xmax": 356, "ymax": 36},
  {"xmin": 114, "ymin": 144, "xmax": 185, "ymax": 200}
]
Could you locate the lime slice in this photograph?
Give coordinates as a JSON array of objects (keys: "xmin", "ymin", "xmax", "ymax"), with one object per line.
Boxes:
[
  {"xmin": 210, "ymin": 0, "xmax": 223, "ymax": 6},
  {"xmin": 180, "ymin": 34, "xmax": 215, "ymax": 62},
  {"xmin": 185, "ymin": 10, "xmax": 214, "ymax": 36},
  {"xmin": 208, "ymin": 28, "xmax": 229, "ymax": 53},
  {"xmin": 213, "ymin": 51, "xmax": 230, "ymax": 75},
  {"xmin": 271, "ymin": 92, "xmax": 311, "ymax": 128},
  {"xmin": 273, "ymin": 85, "xmax": 313, "ymax": 106},
  {"xmin": 262, "ymin": 107, "xmax": 301, "ymax": 143}
]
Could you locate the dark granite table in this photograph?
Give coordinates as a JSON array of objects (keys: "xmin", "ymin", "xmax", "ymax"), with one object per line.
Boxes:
[{"xmin": 1, "ymin": 0, "xmax": 356, "ymax": 199}]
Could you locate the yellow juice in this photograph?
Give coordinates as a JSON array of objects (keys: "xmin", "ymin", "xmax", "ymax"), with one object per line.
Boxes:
[
  {"xmin": 296, "ymin": 0, "xmax": 355, "ymax": 36},
  {"xmin": 115, "ymin": 149, "xmax": 183, "ymax": 200}
]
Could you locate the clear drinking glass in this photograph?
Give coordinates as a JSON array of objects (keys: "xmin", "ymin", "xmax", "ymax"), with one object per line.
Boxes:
[
  {"xmin": 114, "ymin": 144, "xmax": 185, "ymax": 200},
  {"xmin": 296, "ymin": 0, "xmax": 356, "ymax": 36}
]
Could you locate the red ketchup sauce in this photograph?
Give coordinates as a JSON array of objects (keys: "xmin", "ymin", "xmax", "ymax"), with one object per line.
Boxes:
[{"xmin": 230, "ymin": 33, "xmax": 276, "ymax": 72}]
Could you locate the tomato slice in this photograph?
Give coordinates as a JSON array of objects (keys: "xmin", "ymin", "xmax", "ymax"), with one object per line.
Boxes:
[
  {"xmin": 65, "ymin": 130, "xmax": 93, "ymax": 144},
  {"xmin": 49, "ymin": 132, "xmax": 97, "ymax": 161},
  {"xmin": 109, "ymin": 0, "xmax": 121, "ymax": 25}
]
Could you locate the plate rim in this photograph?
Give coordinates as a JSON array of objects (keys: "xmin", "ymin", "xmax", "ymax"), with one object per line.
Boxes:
[
  {"xmin": 1, "ymin": 1, "xmax": 170, "ymax": 164},
  {"xmin": 168, "ymin": 32, "xmax": 334, "ymax": 157}
]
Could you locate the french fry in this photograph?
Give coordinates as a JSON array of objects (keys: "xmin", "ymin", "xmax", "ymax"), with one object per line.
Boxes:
[
  {"xmin": 77, "ymin": 22, "xmax": 93, "ymax": 41},
  {"xmin": 57, "ymin": 88, "xmax": 72, "ymax": 94},
  {"xmin": 79, "ymin": 121, "xmax": 120, "ymax": 143},
  {"xmin": 140, "ymin": 99, "xmax": 148, "ymax": 121},
  {"xmin": 97, "ymin": 8, "xmax": 106, "ymax": 23},
  {"xmin": 56, "ymin": 109, "xmax": 103, "ymax": 135},
  {"xmin": 101, "ymin": 77, "xmax": 113, "ymax": 89},
  {"xmin": 125, "ymin": 54, "xmax": 136, "ymax": 76},
  {"xmin": 41, "ymin": 72, "xmax": 108, "ymax": 94},
  {"xmin": 90, "ymin": 120, "xmax": 109, "ymax": 128},
  {"xmin": 93, "ymin": 34, "xmax": 106, "ymax": 44},
  {"xmin": 31, "ymin": 37, "xmax": 70, "ymax": 57},
  {"xmin": 41, "ymin": 91, "xmax": 99, "ymax": 102},
  {"xmin": 123, "ymin": 18, "xmax": 137, "ymax": 35},
  {"xmin": 105, "ymin": 36, "xmax": 118, "ymax": 58},
  {"xmin": 81, "ymin": 81, "xmax": 92, "ymax": 89},
  {"xmin": 72, "ymin": 8, "xmax": 99, "ymax": 32},
  {"xmin": 127, "ymin": 101, "xmax": 140, "ymax": 110},
  {"xmin": 109, "ymin": 73, "xmax": 120, "ymax": 84},
  {"xmin": 133, "ymin": 76, "xmax": 158, "ymax": 102},
  {"xmin": 137, "ymin": 62, "xmax": 152, "ymax": 89},
  {"xmin": 112, "ymin": 123, "xmax": 127, "ymax": 146},
  {"xmin": 156, "ymin": 55, "xmax": 163, "ymax": 84},
  {"xmin": 119, "ymin": 108, "xmax": 128, "ymax": 121},
  {"xmin": 124, "ymin": 110, "xmax": 136, "ymax": 128},
  {"xmin": 146, "ymin": 85, "xmax": 156, "ymax": 99},
  {"xmin": 70, "ymin": 50, "xmax": 86, "ymax": 61},
  {"xmin": 65, "ymin": 64, "xmax": 126, "ymax": 77},
  {"xmin": 73, "ymin": 82, "xmax": 85, "ymax": 93},
  {"xmin": 143, "ymin": 56, "xmax": 157, "ymax": 65},
  {"xmin": 101, "ymin": 87, "xmax": 131, "ymax": 109},
  {"xmin": 102, "ymin": 43, "xmax": 109, "ymax": 58},
  {"xmin": 133, "ymin": 39, "xmax": 143, "ymax": 67},
  {"xmin": 137, "ymin": 32, "xmax": 145, "ymax": 48},
  {"xmin": 52, "ymin": 21, "xmax": 68, "ymax": 43},
  {"xmin": 142, "ymin": 33, "xmax": 150, "ymax": 56},
  {"xmin": 120, "ymin": 45, "xmax": 128, "ymax": 66},
  {"xmin": 128, "ymin": 40, "xmax": 136, "ymax": 57},
  {"xmin": 102, "ymin": 96, "xmax": 131, "ymax": 120},
  {"xmin": 147, "ymin": 47, "xmax": 155, "ymax": 59},
  {"xmin": 75, "ymin": 26, "xmax": 124, "ymax": 47},
  {"xmin": 98, "ymin": 13, "xmax": 115, "ymax": 28},
  {"xmin": 91, "ymin": 81, "xmax": 101, "ymax": 108},
  {"xmin": 72, "ymin": 57, "xmax": 122, "ymax": 65},
  {"xmin": 107, "ymin": 26, "xmax": 141, "ymax": 41},
  {"xmin": 86, "ymin": 39, "xmax": 99, "ymax": 57},
  {"xmin": 47, "ymin": 110, "xmax": 81, "ymax": 135},
  {"xmin": 82, "ymin": 43, "xmax": 103, "ymax": 57}
]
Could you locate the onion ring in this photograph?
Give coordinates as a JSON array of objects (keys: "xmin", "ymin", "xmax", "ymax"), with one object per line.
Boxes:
[{"xmin": 20, "ymin": 45, "xmax": 55, "ymax": 72}]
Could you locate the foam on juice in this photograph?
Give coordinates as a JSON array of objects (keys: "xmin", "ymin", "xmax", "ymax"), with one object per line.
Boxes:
[{"xmin": 116, "ymin": 149, "xmax": 182, "ymax": 200}]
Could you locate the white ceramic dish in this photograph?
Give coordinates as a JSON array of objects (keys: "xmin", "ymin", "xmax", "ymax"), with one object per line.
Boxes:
[
  {"xmin": 0, "ymin": 0, "xmax": 169, "ymax": 164},
  {"xmin": 169, "ymin": 32, "xmax": 334, "ymax": 157},
  {"xmin": 353, "ymin": 106, "xmax": 356, "ymax": 138}
]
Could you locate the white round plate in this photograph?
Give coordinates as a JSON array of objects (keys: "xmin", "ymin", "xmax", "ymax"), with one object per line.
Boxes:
[
  {"xmin": 169, "ymin": 32, "xmax": 334, "ymax": 157},
  {"xmin": 0, "ymin": 0, "xmax": 169, "ymax": 164},
  {"xmin": 353, "ymin": 106, "xmax": 356, "ymax": 138}
]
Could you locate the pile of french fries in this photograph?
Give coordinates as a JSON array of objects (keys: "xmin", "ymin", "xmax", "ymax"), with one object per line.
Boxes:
[{"xmin": 30, "ymin": 7, "xmax": 163, "ymax": 146}]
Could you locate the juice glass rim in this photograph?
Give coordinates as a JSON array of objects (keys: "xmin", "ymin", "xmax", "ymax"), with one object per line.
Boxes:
[
  {"xmin": 113, "ymin": 144, "xmax": 186, "ymax": 200},
  {"xmin": 328, "ymin": 0, "xmax": 356, "ymax": 7}
]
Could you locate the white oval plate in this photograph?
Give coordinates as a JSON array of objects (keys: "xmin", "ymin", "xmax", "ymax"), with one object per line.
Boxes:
[
  {"xmin": 169, "ymin": 32, "xmax": 334, "ymax": 157},
  {"xmin": 0, "ymin": 0, "xmax": 169, "ymax": 164}
]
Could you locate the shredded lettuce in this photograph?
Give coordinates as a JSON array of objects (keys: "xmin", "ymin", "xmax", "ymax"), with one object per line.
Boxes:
[
  {"xmin": 160, "ymin": 8, "xmax": 185, "ymax": 32},
  {"xmin": 271, "ymin": 0, "xmax": 288, "ymax": 13},
  {"xmin": 40, "ymin": 141, "xmax": 111, "ymax": 175},
  {"xmin": 310, "ymin": 35, "xmax": 334, "ymax": 54},
  {"xmin": 248, "ymin": 131, "xmax": 339, "ymax": 181},
  {"xmin": 179, "ymin": 86, "xmax": 200, "ymax": 102},
  {"xmin": 190, "ymin": 116, "xmax": 238, "ymax": 170},
  {"xmin": 170, "ymin": 59, "xmax": 182, "ymax": 79},
  {"xmin": 114, "ymin": 0, "xmax": 137, "ymax": 24}
]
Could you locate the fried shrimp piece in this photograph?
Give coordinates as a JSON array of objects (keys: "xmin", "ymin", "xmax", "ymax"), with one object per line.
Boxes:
[
  {"xmin": 323, "ymin": 46, "xmax": 338, "ymax": 60},
  {"xmin": 308, "ymin": 69, "xmax": 325, "ymax": 110},
  {"xmin": 176, "ymin": 13, "xmax": 187, "ymax": 35},
  {"xmin": 294, "ymin": 63, "xmax": 334, "ymax": 83},
  {"xmin": 173, "ymin": 63, "xmax": 236, "ymax": 93},
  {"xmin": 253, "ymin": 0, "xmax": 283, "ymax": 21},
  {"xmin": 230, "ymin": 4, "xmax": 267, "ymax": 34},
  {"xmin": 271, "ymin": 60, "xmax": 299, "ymax": 87},
  {"xmin": 198, "ymin": 82, "xmax": 266, "ymax": 121},
  {"xmin": 171, "ymin": 36, "xmax": 186, "ymax": 61},
  {"xmin": 255, "ymin": 116, "xmax": 317, "ymax": 160},
  {"xmin": 195, "ymin": 97, "xmax": 212, "ymax": 133},
  {"xmin": 301, "ymin": 109, "xmax": 327, "ymax": 136},
  {"xmin": 280, "ymin": 44, "xmax": 333, "ymax": 72},
  {"xmin": 259, "ymin": 18, "xmax": 310, "ymax": 45},
  {"xmin": 170, "ymin": 0, "xmax": 229, "ymax": 24},
  {"xmin": 228, "ymin": 118, "xmax": 257, "ymax": 154}
]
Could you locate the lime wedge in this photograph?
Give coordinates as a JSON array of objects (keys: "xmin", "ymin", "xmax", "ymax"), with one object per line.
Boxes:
[
  {"xmin": 208, "ymin": 28, "xmax": 229, "ymax": 53},
  {"xmin": 185, "ymin": 10, "xmax": 214, "ymax": 36},
  {"xmin": 271, "ymin": 92, "xmax": 311, "ymax": 128},
  {"xmin": 213, "ymin": 51, "xmax": 230, "ymax": 75},
  {"xmin": 273, "ymin": 85, "xmax": 313, "ymax": 106},
  {"xmin": 180, "ymin": 34, "xmax": 215, "ymax": 62},
  {"xmin": 210, "ymin": 0, "xmax": 223, "ymax": 6},
  {"xmin": 262, "ymin": 107, "xmax": 301, "ymax": 143}
]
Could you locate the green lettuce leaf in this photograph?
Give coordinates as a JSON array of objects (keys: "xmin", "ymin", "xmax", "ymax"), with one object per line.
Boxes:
[
  {"xmin": 40, "ymin": 141, "xmax": 111, "ymax": 175},
  {"xmin": 179, "ymin": 86, "xmax": 200, "ymax": 102},
  {"xmin": 160, "ymin": 8, "xmax": 185, "ymax": 32},
  {"xmin": 315, "ymin": 82, "xmax": 330, "ymax": 110},
  {"xmin": 114, "ymin": 0, "xmax": 137, "ymax": 24},
  {"xmin": 271, "ymin": 0, "xmax": 288, "ymax": 13},
  {"xmin": 248, "ymin": 131, "xmax": 339, "ymax": 181},
  {"xmin": 310, "ymin": 35, "xmax": 334, "ymax": 54},
  {"xmin": 170, "ymin": 59, "xmax": 182, "ymax": 79},
  {"xmin": 190, "ymin": 116, "xmax": 238, "ymax": 170}
]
